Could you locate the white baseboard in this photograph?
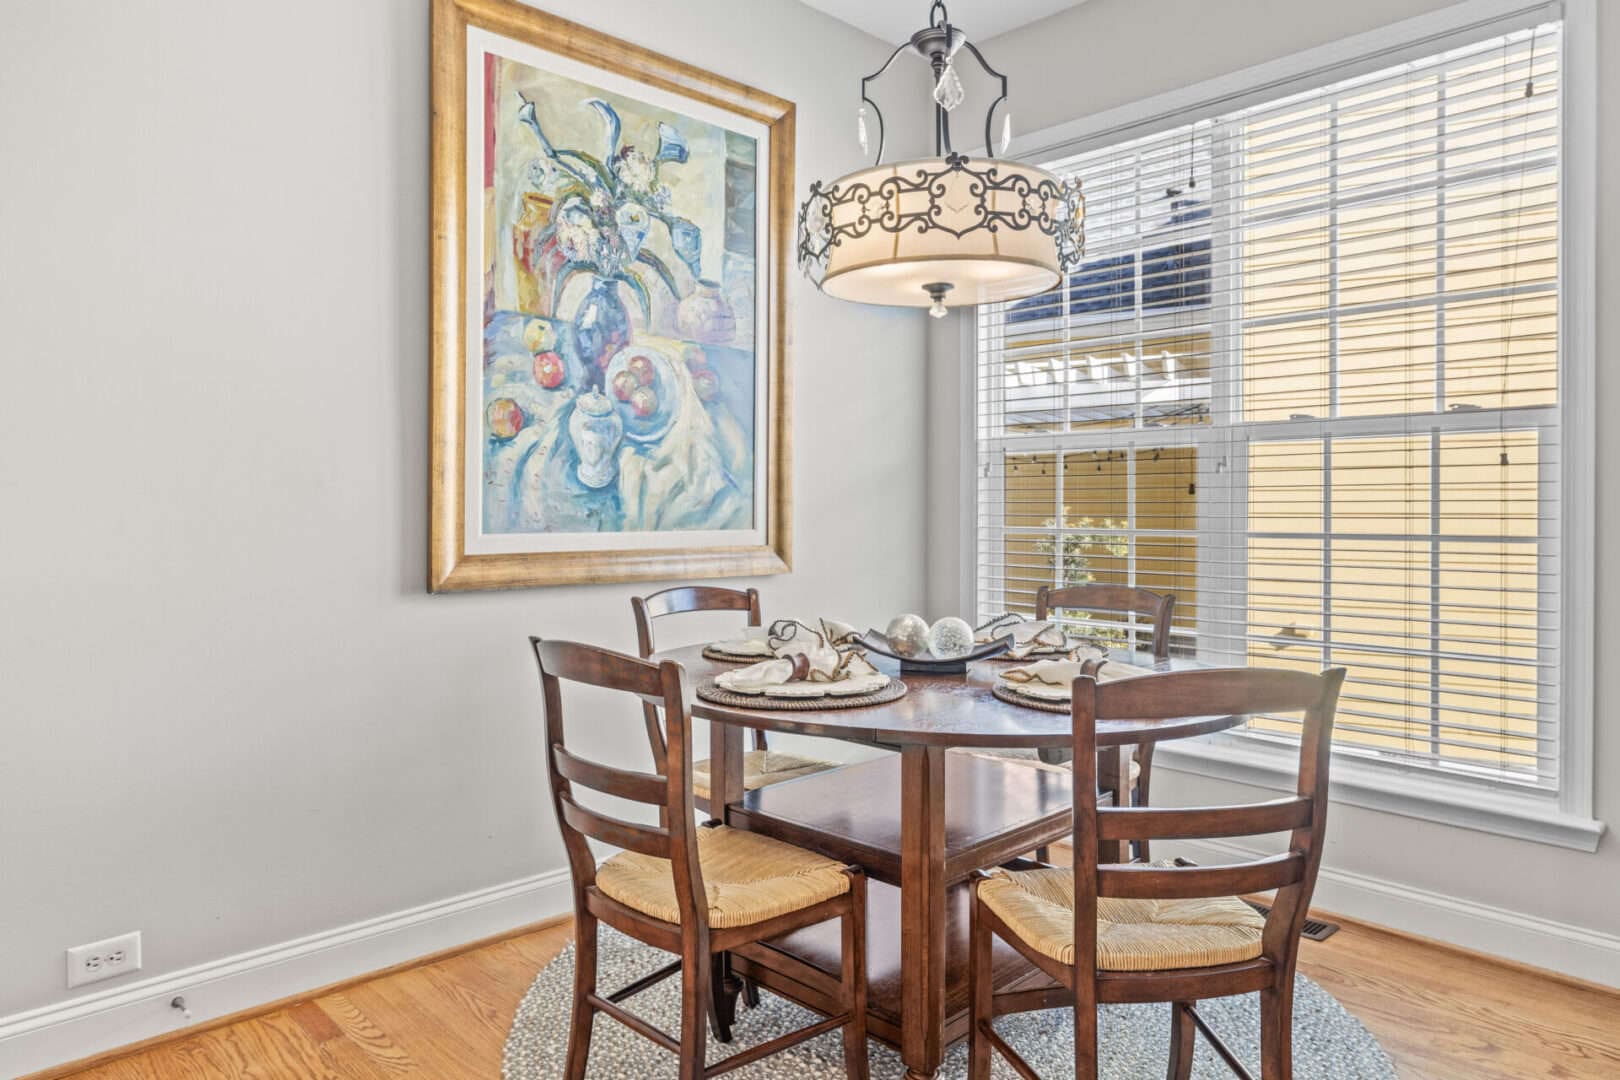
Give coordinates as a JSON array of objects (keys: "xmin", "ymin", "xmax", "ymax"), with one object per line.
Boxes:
[
  {"xmin": 1162, "ymin": 837, "xmax": 1620, "ymax": 989},
  {"xmin": 0, "ymin": 868, "xmax": 573, "ymax": 1078}
]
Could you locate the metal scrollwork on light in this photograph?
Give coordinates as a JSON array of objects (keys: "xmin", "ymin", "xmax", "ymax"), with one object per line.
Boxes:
[
  {"xmin": 796, "ymin": 2, "xmax": 1085, "ymax": 313},
  {"xmin": 798, "ymin": 157, "xmax": 1084, "ymax": 287}
]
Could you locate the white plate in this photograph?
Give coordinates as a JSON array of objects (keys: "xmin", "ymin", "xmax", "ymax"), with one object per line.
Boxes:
[
  {"xmin": 824, "ymin": 674, "xmax": 890, "ymax": 697},
  {"xmin": 715, "ymin": 672, "xmax": 773, "ymax": 694},
  {"xmin": 761, "ymin": 683, "xmax": 829, "ymax": 699},
  {"xmin": 1003, "ymin": 680, "xmax": 1071, "ymax": 702},
  {"xmin": 711, "ymin": 639, "xmax": 776, "ymax": 658}
]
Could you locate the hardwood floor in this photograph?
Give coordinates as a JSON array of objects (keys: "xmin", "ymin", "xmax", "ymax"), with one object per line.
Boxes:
[{"xmin": 36, "ymin": 913, "xmax": 1620, "ymax": 1079}]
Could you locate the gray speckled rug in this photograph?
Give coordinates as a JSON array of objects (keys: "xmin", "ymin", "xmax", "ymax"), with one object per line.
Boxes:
[{"xmin": 503, "ymin": 928, "xmax": 1395, "ymax": 1078}]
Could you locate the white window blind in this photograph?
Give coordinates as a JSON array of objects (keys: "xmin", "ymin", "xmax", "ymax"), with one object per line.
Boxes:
[{"xmin": 974, "ymin": 20, "xmax": 1564, "ymax": 791}]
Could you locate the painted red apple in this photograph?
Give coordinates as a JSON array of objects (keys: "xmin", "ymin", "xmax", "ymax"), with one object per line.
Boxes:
[
  {"xmin": 532, "ymin": 351, "xmax": 565, "ymax": 389},
  {"xmin": 690, "ymin": 366, "xmax": 719, "ymax": 402},
  {"xmin": 610, "ymin": 369, "xmax": 638, "ymax": 402},
  {"xmin": 485, "ymin": 397, "xmax": 525, "ymax": 440},
  {"xmin": 682, "ymin": 344, "xmax": 707, "ymax": 370},
  {"xmin": 627, "ymin": 354, "xmax": 656, "ymax": 386},
  {"xmin": 630, "ymin": 386, "xmax": 658, "ymax": 419}
]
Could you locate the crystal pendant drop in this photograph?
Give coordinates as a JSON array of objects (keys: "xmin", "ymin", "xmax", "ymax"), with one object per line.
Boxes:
[
  {"xmin": 999, "ymin": 112, "xmax": 1013, "ymax": 154},
  {"xmin": 857, "ymin": 105, "xmax": 869, "ymax": 155},
  {"xmin": 932, "ymin": 60, "xmax": 965, "ymax": 112}
]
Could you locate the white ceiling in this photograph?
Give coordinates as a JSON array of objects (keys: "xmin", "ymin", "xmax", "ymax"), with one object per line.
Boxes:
[{"xmin": 798, "ymin": 0, "xmax": 1085, "ymax": 46}]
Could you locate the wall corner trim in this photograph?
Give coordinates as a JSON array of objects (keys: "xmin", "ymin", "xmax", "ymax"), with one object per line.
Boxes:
[{"xmin": 0, "ymin": 868, "xmax": 573, "ymax": 1077}]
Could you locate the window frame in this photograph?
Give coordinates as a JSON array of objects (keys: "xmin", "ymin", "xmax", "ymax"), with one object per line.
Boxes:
[{"xmin": 961, "ymin": 0, "xmax": 1601, "ymax": 850}]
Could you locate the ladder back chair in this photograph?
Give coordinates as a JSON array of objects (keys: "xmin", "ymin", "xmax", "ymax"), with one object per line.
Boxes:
[
  {"xmin": 632, "ymin": 586, "xmax": 838, "ymax": 814},
  {"xmin": 969, "ymin": 665, "xmax": 1346, "ymax": 1080},
  {"xmin": 532, "ymin": 638, "xmax": 869, "ymax": 1080},
  {"xmin": 1035, "ymin": 583, "xmax": 1178, "ymax": 860}
]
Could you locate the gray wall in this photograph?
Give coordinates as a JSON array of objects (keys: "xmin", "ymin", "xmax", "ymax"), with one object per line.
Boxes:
[
  {"xmin": 0, "ymin": 0, "xmax": 926, "ymax": 1020},
  {"xmin": 928, "ymin": 0, "xmax": 1620, "ymax": 960}
]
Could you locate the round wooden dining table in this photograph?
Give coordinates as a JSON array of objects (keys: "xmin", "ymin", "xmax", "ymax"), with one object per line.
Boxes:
[{"xmin": 656, "ymin": 644, "xmax": 1242, "ymax": 1080}]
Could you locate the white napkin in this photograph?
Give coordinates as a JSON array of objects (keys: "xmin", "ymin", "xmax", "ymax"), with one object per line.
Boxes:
[
  {"xmin": 715, "ymin": 650, "xmax": 887, "ymax": 697},
  {"xmin": 1091, "ymin": 659, "xmax": 1159, "ymax": 684},
  {"xmin": 1004, "ymin": 621, "xmax": 1075, "ymax": 659},
  {"xmin": 1001, "ymin": 657, "xmax": 1159, "ymax": 699},
  {"xmin": 1001, "ymin": 658, "xmax": 1096, "ymax": 700},
  {"xmin": 819, "ymin": 617, "xmax": 862, "ymax": 646},
  {"xmin": 715, "ymin": 657, "xmax": 797, "ymax": 693},
  {"xmin": 1002, "ymin": 658, "xmax": 1089, "ymax": 688}
]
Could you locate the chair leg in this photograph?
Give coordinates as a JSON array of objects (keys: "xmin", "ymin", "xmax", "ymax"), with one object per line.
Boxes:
[
  {"xmin": 1035, "ymin": 845, "xmax": 1051, "ymax": 863},
  {"xmin": 564, "ymin": 911, "xmax": 598, "ymax": 1080},
  {"xmin": 708, "ymin": 954, "xmax": 736, "ymax": 1043},
  {"xmin": 967, "ymin": 887, "xmax": 994, "ymax": 1080},
  {"xmin": 742, "ymin": 977, "xmax": 761, "ymax": 1009},
  {"xmin": 841, "ymin": 872, "xmax": 869, "ymax": 1080},
  {"xmin": 1074, "ymin": 983, "xmax": 1099, "ymax": 1080},
  {"xmin": 679, "ymin": 944, "xmax": 709, "ymax": 1080},
  {"xmin": 1166, "ymin": 1001, "xmax": 1195, "ymax": 1080},
  {"xmin": 1135, "ymin": 743, "xmax": 1155, "ymax": 862},
  {"xmin": 1259, "ymin": 980, "xmax": 1295, "ymax": 1080}
]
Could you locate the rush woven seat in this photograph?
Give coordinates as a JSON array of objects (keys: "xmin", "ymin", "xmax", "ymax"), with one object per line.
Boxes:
[
  {"xmin": 979, "ymin": 865, "xmax": 1265, "ymax": 972},
  {"xmin": 597, "ymin": 824, "xmax": 853, "ymax": 929},
  {"xmin": 691, "ymin": 750, "xmax": 837, "ymax": 803}
]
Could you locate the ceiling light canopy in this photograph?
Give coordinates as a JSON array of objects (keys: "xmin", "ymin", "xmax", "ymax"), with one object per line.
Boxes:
[{"xmin": 797, "ymin": 1, "xmax": 1084, "ymax": 314}]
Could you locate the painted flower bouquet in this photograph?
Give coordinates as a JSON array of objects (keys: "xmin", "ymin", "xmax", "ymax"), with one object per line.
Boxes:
[{"xmin": 516, "ymin": 93, "xmax": 701, "ymax": 328}]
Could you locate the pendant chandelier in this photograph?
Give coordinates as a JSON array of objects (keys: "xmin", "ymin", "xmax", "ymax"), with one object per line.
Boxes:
[{"xmin": 796, "ymin": 1, "xmax": 1085, "ymax": 317}]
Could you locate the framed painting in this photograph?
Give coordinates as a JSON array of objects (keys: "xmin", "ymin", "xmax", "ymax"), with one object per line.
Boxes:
[{"xmin": 430, "ymin": 0, "xmax": 793, "ymax": 590}]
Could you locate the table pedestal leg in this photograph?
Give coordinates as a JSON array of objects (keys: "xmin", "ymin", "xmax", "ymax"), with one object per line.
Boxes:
[
  {"xmin": 707, "ymin": 721, "xmax": 749, "ymax": 1014},
  {"xmin": 708, "ymin": 720, "xmax": 745, "ymax": 821},
  {"xmin": 900, "ymin": 745, "xmax": 946, "ymax": 1080}
]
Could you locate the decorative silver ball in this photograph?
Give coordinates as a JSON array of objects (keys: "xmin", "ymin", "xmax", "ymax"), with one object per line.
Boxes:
[
  {"xmin": 885, "ymin": 613, "xmax": 931, "ymax": 658},
  {"xmin": 927, "ymin": 616, "xmax": 975, "ymax": 659}
]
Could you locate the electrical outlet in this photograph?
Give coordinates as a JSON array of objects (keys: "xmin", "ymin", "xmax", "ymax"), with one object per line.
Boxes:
[{"xmin": 67, "ymin": 931, "xmax": 142, "ymax": 988}]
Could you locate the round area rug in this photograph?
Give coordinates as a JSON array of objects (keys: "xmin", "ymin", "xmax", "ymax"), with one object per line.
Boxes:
[{"xmin": 503, "ymin": 928, "xmax": 1395, "ymax": 1078}]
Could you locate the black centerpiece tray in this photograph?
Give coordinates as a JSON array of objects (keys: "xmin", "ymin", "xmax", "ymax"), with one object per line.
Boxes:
[{"xmin": 856, "ymin": 629, "xmax": 1011, "ymax": 675}]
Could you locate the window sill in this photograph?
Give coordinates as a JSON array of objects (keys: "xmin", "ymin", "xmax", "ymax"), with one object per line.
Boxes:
[{"xmin": 1152, "ymin": 734, "xmax": 1606, "ymax": 852}]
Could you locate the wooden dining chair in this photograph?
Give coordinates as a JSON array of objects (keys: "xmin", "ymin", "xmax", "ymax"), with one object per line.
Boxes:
[
  {"xmin": 531, "ymin": 637, "xmax": 869, "ymax": 1080},
  {"xmin": 967, "ymin": 665, "xmax": 1346, "ymax": 1080},
  {"xmin": 1035, "ymin": 583, "xmax": 1177, "ymax": 859},
  {"xmin": 632, "ymin": 586, "xmax": 838, "ymax": 814}
]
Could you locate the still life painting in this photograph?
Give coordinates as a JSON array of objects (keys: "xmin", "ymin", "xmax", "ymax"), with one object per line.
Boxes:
[{"xmin": 431, "ymin": 0, "xmax": 792, "ymax": 590}]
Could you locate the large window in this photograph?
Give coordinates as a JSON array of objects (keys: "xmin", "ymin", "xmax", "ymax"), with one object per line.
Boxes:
[{"xmin": 974, "ymin": 21, "xmax": 1570, "ymax": 796}]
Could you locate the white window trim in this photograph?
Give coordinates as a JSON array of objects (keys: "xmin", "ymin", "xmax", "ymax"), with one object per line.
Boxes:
[{"xmin": 963, "ymin": 0, "xmax": 1601, "ymax": 851}]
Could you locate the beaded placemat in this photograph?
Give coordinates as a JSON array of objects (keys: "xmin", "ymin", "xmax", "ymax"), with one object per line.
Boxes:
[{"xmin": 696, "ymin": 678, "xmax": 908, "ymax": 711}]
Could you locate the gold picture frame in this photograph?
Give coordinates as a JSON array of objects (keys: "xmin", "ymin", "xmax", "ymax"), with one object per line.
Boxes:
[{"xmin": 430, "ymin": 0, "xmax": 794, "ymax": 591}]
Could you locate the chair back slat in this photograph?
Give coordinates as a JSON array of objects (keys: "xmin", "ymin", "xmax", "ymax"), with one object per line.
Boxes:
[
  {"xmin": 631, "ymin": 585, "xmax": 767, "ymax": 757},
  {"xmin": 1068, "ymin": 664, "xmax": 1345, "ymax": 984},
  {"xmin": 558, "ymin": 798, "xmax": 672, "ymax": 858},
  {"xmin": 554, "ymin": 746, "xmax": 670, "ymax": 806},
  {"xmin": 633, "ymin": 585, "xmax": 761, "ymax": 655},
  {"xmin": 1096, "ymin": 667, "xmax": 1333, "ymax": 721},
  {"xmin": 530, "ymin": 637, "xmax": 709, "ymax": 932},
  {"xmin": 535, "ymin": 638, "xmax": 669, "ymax": 700},
  {"xmin": 1036, "ymin": 584, "xmax": 1175, "ymax": 660},
  {"xmin": 1098, "ymin": 854, "xmax": 1305, "ymax": 900},
  {"xmin": 1096, "ymin": 797, "xmax": 1312, "ymax": 842}
]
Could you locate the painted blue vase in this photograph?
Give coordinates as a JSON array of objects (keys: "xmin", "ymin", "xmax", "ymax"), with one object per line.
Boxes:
[{"xmin": 571, "ymin": 274, "xmax": 631, "ymax": 391}]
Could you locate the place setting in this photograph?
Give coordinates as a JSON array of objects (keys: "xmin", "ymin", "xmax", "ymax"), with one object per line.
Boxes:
[
  {"xmin": 973, "ymin": 612, "xmax": 1112, "ymax": 661},
  {"xmin": 992, "ymin": 653, "xmax": 1162, "ymax": 713},
  {"xmin": 696, "ymin": 618, "xmax": 908, "ymax": 710}
]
